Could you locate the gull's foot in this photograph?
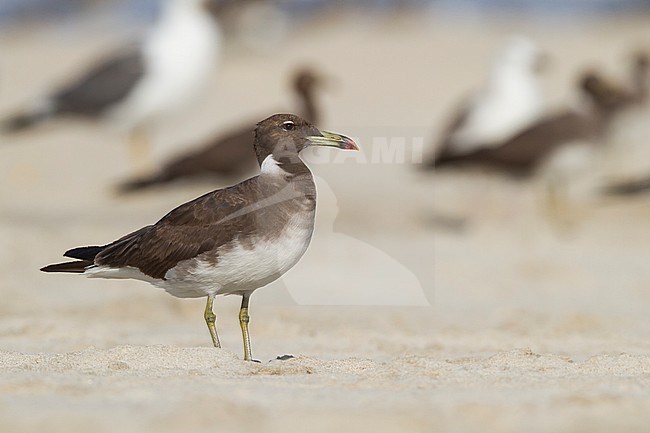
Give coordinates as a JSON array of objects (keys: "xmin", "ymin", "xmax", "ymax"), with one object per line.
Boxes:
[{"xmin": 276, "ymin": 354, "xmax": 295, "ymax": 361}]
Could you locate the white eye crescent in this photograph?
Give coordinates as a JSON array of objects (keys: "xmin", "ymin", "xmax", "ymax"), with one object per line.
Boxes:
[{"xmin": 282, "ymin": 121, "xmax": 295, "ymax": 131}]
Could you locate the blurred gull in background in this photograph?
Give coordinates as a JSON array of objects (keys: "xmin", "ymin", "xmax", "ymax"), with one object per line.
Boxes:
[
  {"xmin": 429, "ymin": 72, "xmax": 635, "ymax": 173},
  {"xmin": 115, "ymin": 68, "xmax": 327, "ymax": 193},
  {"xmin": 600, "ymin": 52, "xmax": 650, "ymax": 197},
  {"xmin": 433, "ymin": 36, "xmax": 546, "ymax": 161},
  {"xmin": 577, "ymin": 53, "xmax": 649, "ymax": 115},
  {"xmin": 1, "ymin": 0, "xmax": 222, "ymax": 170},
  {"xmin": 427, "ymin": 69, "xmax": 639, "ymax": 227}
]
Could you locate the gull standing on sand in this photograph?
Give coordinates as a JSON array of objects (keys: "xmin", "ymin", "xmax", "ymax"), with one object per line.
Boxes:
[
  {"xmin": 433, "ymin": 36, "xmax": 546, "ymax": 160},
  {"xmin": 2, "ymin": 0, "xmax": 222, "ymax": 166},
  {"xmin": 41, "ymin": 114, "xmax": 359, "ymax": 361}
]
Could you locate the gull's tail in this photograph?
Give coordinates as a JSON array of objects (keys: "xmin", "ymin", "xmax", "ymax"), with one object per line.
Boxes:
[{"xmin": 40, "ymin": 245, "xmax": 105, "ymax": 273}]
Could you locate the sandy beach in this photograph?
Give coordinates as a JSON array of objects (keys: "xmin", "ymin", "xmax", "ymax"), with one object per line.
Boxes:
[{"xmin": 1, "ymin": 9, "xmax": 649, "ymax": 432}]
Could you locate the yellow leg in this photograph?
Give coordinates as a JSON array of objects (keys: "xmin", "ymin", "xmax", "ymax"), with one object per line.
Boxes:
[
  {"xmin": 204, "ymin": 295, "xmax": 221, "ymax": 348},
  {"xmin": 239, "ymin": 294, "xmax": 253, "ymax": 361}
]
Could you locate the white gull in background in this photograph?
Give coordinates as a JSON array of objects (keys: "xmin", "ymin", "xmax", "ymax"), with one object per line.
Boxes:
[
  {"xmin": 2, "ymin": 0, "xmax": 222, "ymax": 166},
  {"xmin": 435, "ymin": 36, "xmax": 546, "ymax": 159}
]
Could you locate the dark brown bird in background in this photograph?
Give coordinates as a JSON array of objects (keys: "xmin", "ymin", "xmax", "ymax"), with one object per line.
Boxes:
[
  {"xmin": 426, "ymin": 51, "xmax": 649, "ymax": 175},
  {"xmin": 581, "ymin": 52, "xmax": 649, "ymax": 116},
  {"xmin": 116, "ymin": 68, "xmax": 324, "ymax": 193},
  {"xmin": 423, "ymin": 69, "xmax": 641, "ymax": 228},
  {"xmin": 425, "ymin": 71, "xmax": 632, "ymax": 176}
]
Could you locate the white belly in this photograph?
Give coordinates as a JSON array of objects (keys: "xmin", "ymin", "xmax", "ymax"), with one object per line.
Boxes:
[
  {"xmin": 159, "ymin": 217, "xmax": 315, "ymax": 298},
  {"xmin": 84, "ymin": 221, "xmax": 314, "ymax": 299}
]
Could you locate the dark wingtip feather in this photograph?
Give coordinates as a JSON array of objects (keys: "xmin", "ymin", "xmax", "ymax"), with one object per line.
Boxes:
[
  {"xmin": 41, "ymin": 260, "xmax": 93, "ymax": 273},
  {"xmin": 64, "ymin": 246, "xmax": 104, "ymax": 261}
]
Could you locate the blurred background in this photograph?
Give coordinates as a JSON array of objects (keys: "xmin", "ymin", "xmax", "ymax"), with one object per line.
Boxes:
[
  {"xmin": 0, "ymin": 1, "xmax": 649, "ymax": 431},
  {"xmin": 1, "ymin": 0, "xmax": 649, "ymax": 342},
  {"xmin": 1, "ymin": 0, "xmax": 650, "ymax": 334}
]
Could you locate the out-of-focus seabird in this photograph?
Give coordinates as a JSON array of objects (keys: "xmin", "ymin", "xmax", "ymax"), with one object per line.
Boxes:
[
  {"xmin": 580, "ymin": 53, "xmax": 649, "ymax": 116},
  {"xmin": 426, "ymin": 71, "xmax": 636, "ymax": 227},
  {"xmin": 427, "ymin": 72, "xmax": 625, "ymax": 175},
  {"xmin": 2, "ymin": 0, "xmax": 222, "ymax": 163},
  {"xmin": 116, "ymin": 68, "xmax": 325, "ymax": 193},
  {"xmin": 433, "ymin": 36, "xmax": 546, "ymax": 161}
]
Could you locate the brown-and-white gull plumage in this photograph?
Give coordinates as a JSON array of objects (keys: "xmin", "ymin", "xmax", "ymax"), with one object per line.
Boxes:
[{"xmin": 41, "ymin": 114, "xmax": 358, "ymax": 361}]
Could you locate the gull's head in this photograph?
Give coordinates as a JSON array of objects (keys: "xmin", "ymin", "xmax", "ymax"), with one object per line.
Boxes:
[
  {"xmin": 254, "ymin": 114, "xmax": 358, "ymax": 163},
  {"xmin": 292, "ymin": 68, "xmax": 324, "ymax": 95},
  {"xmin": 633, "ymin": 51, "xmax": 649, "ymax": 76}
]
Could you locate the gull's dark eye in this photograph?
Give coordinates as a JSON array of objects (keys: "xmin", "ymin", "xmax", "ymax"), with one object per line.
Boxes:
[{"xmin": 282, "ymin": 121, "xmax": 295, "ymax": 131}]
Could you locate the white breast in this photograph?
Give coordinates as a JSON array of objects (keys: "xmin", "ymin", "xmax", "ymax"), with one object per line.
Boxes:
[{"xmin": 160, "ymin": 214, "xmax": 315, "ymax": 298}]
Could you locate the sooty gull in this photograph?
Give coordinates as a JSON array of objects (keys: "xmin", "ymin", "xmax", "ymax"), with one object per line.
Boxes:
[
  {"xmin": 2, "ymin": 0, "xmax": 222, "ymax": 165},
  {"xmin": 434, "ymin": 36, "xmax": 546, "ymax": 160},
  {"xmin": 426, "ymin": 72, "xmax": 634, "ymax": 227},
  {"xmin": 116, "ymin": 68, "xmax": 324, "ymax": 193},
  {"xmin": 427, "ymin": 71, "xmax": 632, "ymax": 176},
  {"xmin": 41, "ymin": 114, "xmax": 358, "ymax": 361}
]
